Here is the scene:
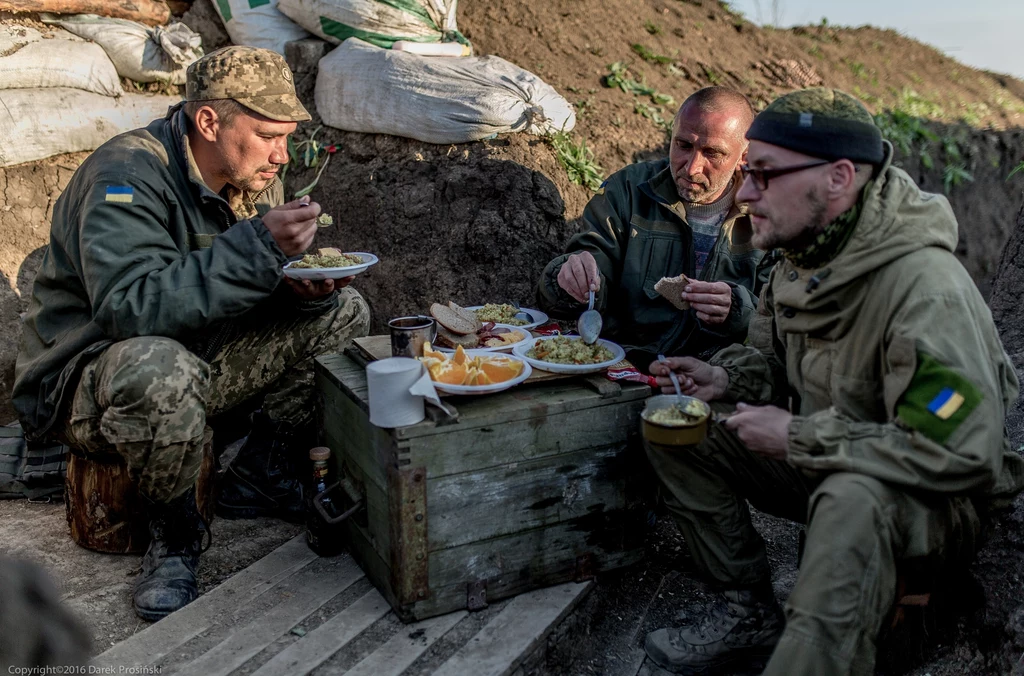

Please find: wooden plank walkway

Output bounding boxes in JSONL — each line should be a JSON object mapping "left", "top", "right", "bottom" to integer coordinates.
{"left": 94, "top": 534, "right": 592, "bottom": 676}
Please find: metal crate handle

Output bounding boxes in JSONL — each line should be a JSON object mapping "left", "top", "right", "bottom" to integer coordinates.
{"left": 313, "top": 475, "right": 365, "bottom": 525}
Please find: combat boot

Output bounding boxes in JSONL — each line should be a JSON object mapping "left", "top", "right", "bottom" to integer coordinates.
{"left": 216, "top": 412, "right": 306, "bottom": 523}
{"left": 134, "top": 488, "right": 210, "bottom": 621}
{"left": 645, "top": 586, "right": 784, "bottom": 674}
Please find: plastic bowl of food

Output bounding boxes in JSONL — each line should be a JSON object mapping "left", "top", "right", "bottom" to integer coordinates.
{"left": 283, "top": 252, "right": 378, "bottom": 281}
{"left": 512, "top": 335, "right": 625, "bottom": 374}
{"left": 641, "top": 394, "right": 711, "bottom": 446}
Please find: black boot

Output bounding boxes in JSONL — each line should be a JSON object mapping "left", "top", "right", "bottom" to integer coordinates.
{"left": 134, "top": 488, "right": 210, "bottom": 621}
{"left": 216, "top": 412, "right": 306, "bottom": 523}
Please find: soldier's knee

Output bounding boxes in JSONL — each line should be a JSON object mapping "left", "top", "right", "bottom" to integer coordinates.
{"left": 101, "top": 337, "right": 210, "bottom": 409}
{"left": 808, "top": 473, "right": 895, "bottom": 531}
{"left": 337, "top": 287, "right": 371, "bottom": 336}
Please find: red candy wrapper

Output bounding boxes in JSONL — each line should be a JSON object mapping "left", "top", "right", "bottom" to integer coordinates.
{"left": 532, "top": 322, "right": 562, "bottom": 336}
{"left": 605, "top": 359, "right": 658, "bottom": 387}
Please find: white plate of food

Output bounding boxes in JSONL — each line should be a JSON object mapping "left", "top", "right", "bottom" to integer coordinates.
{"left": 429, "top": 302, "right": 530, "bottom": 353}
{"left": 282, "top": 249, "right": 378, "bottom": 281}
{"left": 435, "top": 323, "right": 529, "bottom": 354}
{"left": 465, "top": 304, "right": 550, "bottom": 331}
{"left": 426, "top": 352, "right": 533, "bottom": 395}
{"left": 512, "top": 335, "right": 625, "bottom": 374}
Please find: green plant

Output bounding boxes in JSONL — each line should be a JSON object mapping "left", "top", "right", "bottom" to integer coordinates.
{"left": 632, "top": 43, "right": 673, "bottom": 64}
{"left": 807, "top": 44, "right": 823, "bottom": 59}
{"left": 668, "top": 63, "right": 687, "bottom": 77}
{"left": 700, "top": 64, "right": 722, "bottom": 84}
{"left": 549, "top": 133, "right": 604, "bottom": 192}
{"left": 942, "top": 164, "right": 973, "bottom": 193}
{"left": 634, "top": 101, "right": 672, "bottom": 131}
{"left": 574, "top": 97, "right": 596, "bottom": 119}
{"left": 644, "top": 20, "right": 662, "bottom": 35}
{"left": 1006, "top": 161, "right": 1024, "bottom": 181}
{"left": 604, "top": 61, "right": 656, "bottom": 96}
{"left": 847, "top": 60, "right": 866, "bottom": 79}
{"left": 284, "top": 126, "right": 338, "bottom": 198}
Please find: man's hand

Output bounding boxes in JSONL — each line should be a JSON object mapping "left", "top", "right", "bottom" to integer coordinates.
{"left": 263, "top": 198, "right": 321, "bottom": 257}
{"left": 649, "top": 356, "right": 729, "bottom": 402}
{"left": 284, "top": 276, "right": 354, "bottom": 300}
{"left": 723, "top": 403, "right": 791, "bottom": 460}
{"left": 682, "top": 280, "right": 732, "bottom": 325}
{"left": 557, "top": 251, "right": 601, "bottom": 303}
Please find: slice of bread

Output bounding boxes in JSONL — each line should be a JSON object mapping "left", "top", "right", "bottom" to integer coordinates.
{"left": 654, "top": 274, "right": 692, "bottom": 311}
{"left": 447, "top": 301, "right": 483, "bottom": 332}
{"left": 434, "top": 325, "right": 481, "bottom": 349}
{"left": 430, "top": 302, "right": 479, "bottom": 335}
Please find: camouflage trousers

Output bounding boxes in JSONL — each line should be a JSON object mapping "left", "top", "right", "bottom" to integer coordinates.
{"left": 646, "top": 402, "right": 984, "bottom": 676}
{"left": 60, "top": 288, "right": 370, "bottom": 504}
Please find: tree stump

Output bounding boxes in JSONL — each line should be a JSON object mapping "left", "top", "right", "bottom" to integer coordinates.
{"left": 64, "top": 428, "right": 215, "bottom": 554}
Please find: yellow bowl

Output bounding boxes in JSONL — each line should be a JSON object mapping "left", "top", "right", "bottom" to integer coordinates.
{"left": 641, "top": 394, "right": 711, "bottom": 447}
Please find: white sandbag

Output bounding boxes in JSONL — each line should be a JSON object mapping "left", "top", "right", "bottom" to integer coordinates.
{"left": 0, "top": 88, "right": 180, "bottom": 167}
{"left": 42, "top": 14, "right": 203, "bottom": 84}
{"left": 210, "top": 0, "right": 311, "bottom": 55}
{"left": 0, "top": 26, "right": 121, "bottom": 97}
{"left": 278, "top": 0, "right": 467, "bottom": 49}
{"left": 315, "top": 38, "right": 575, "bottom": 144}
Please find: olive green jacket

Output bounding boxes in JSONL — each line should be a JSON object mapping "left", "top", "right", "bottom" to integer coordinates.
{"left": 711, "top": 144, "right": 1024, "bottom": 505}
{"left": 14, "top": 103, "right": 335, "bottom": 439}
{"left": 537, "top": 159, "right": 775, "bottom": 368}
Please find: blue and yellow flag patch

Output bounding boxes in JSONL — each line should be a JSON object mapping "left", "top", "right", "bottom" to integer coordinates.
{"left": 105, "top": 186, "right": 134, "bottom": 204}
{"left": 897, "top": 352, "right": 981, "bottom": 445}
{"left": 927, "top": 387, "right": 965, "bottom": 420}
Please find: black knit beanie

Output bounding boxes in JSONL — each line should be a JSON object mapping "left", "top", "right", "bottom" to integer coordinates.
{"left": 746, "top": 88, "right": 884, "bottom": 164}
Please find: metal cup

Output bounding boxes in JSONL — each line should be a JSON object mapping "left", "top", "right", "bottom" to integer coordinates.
{"left": 388, "top": 316, "right": 437, "bottom": 358}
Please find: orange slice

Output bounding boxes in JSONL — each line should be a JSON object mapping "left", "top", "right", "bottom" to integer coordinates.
{"left": 422, "top": 342, "right": 446, "bottom": 360}
{"left": 466, "top": 368, "right": 493, "bottom": 386}
{"left": 453, "top": 344, "right": 469, "bottom": 366}
{"left": 432, "top": 361, "right": 468, "bottom": 385}
{"left": 479, "top": 358, "right": 523, "bottom": 383}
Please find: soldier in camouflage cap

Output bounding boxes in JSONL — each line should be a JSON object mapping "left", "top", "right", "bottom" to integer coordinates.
{"left": 15, "top": 41, "right": 370, "bottom": 621}
{"left": 643, "top": 88, "right": 1021, "bottom": 674}
{"left": 186, "top": 45, "right": 311, "bottom": 123}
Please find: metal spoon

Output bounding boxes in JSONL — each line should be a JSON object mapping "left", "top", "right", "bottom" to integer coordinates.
{"left": 656, "top": 354, "right": 684, "bottom": 408}
{"left": 578, "top": 289, "right": 603, "bottom": 345}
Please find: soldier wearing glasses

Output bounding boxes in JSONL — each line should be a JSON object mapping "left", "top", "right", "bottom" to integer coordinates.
{"left": 643, "top": 88, "right": 1023, "bottom": 675}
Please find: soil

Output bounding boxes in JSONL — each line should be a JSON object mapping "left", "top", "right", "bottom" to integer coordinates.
{"left": 2, "top": 0, "right": 1024, "bottom": 673}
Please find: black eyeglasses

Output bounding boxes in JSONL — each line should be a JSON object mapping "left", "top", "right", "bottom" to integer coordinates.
{"left": 739, "top": 161, "right": 831, "bottom": 191}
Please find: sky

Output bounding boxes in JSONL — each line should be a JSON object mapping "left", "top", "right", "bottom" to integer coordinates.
{"left": 728, "top": 0, "right": 1024, "bottom": 80}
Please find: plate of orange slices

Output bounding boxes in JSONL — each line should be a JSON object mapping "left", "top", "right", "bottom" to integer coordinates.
{"left": 418, "top": 343, "right": 532, "bottom": 395}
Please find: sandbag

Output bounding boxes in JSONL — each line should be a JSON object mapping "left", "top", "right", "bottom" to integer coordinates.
{"left": 42, "top": 14, "right": 203, "bottom": 84}
{"left": 278, "top": 0, "right": 467, "bottom": 49}
{"left": 0, "top": 26, "right": 121, "bottom": 97}
{"left": 0, "top": 88, "right": 180, "bottom": 167}
{"left": 315, "top": 38, "right": 575, "bottom": 144}
{"left": 210, "top": 0, "right": 311, "bottom": 55}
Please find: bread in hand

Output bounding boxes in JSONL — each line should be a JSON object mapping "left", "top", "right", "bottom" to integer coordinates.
{"left": 654, "top": 274, "right": 692, "bottom": 311}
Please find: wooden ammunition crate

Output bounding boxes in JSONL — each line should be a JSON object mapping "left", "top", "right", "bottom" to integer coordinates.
{"left": 314, "top": 351, "right": 651, "bottom": 622}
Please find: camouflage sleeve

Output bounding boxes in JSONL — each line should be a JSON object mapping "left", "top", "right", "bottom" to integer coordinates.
{"left": 80, "top": 172, "right": 288, "bottom": 340}
{"left": 536, "top": 175, "right": 631, "bottom": 318}
{"left": 708, "top": 269, "right": 788, "bottom": 404}
{"left": 786, "top": 290, "right": 1018, "bottom": 494}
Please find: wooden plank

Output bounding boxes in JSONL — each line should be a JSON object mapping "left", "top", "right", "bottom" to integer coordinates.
{"left": 428, "top": 445, "right": 631, "bottom": 548}
{"left": 406, "top": 401, "right": 645, "bottom": 479}
{"left": 436, "top": 582, "right": 593, "bottom": 676}
{"left": 427, "top": 516, "right": 644, "bottom": 595}
{"left": 249, "top": 589, "right": 391, "bottom": 676}
{"left": 341, "top": 609, "right": 467, "bottom": 676}
{"left": 178, "top": 556, "right": 366, "bottom": 676}
{"left": 94, "top": 535, "right": 317, "bottom": 669}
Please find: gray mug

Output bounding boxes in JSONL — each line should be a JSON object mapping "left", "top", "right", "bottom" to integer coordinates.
{"left": 389, "top": 316, "right": 437, "bottom": 358}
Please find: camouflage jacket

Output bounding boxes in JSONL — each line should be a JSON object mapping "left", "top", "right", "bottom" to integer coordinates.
{"left": 711, "top": 144, "right": 1024, "bottom": 505}
{"left": 537, "top": 158, "right": 775, "bottom": 369}
{"left": 14, "top": 103, "right": 334, "bottom": 439}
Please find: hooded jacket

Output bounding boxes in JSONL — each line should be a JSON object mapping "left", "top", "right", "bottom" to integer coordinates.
{"left": 710, "top": 144, "right": 1023, "bottom": 505}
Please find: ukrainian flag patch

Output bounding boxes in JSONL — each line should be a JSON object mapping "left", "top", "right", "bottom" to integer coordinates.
{"left": 927, "top": 387, "right": 965, "bottom": 420}
{"left": 896, "top": 352, "right": 982, "bottom": 445}
{"left": 105, "top": 186, "right": 134, "bottom": 203}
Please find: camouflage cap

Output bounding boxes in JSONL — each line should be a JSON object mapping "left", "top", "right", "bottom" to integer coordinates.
{"left": 747, "top": 87, "right": 884, "bottom": 164}
{"left": 186, "top": 46, "right": 311, "bottom": 123}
